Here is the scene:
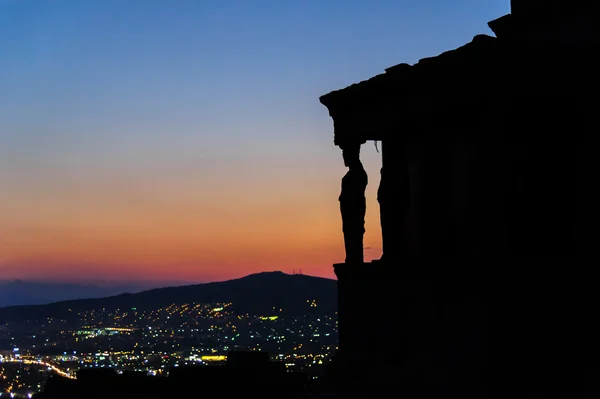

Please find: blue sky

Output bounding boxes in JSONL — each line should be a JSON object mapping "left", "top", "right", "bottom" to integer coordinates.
{"left": 0, "top": 1, "right": 510, "bottom": 282}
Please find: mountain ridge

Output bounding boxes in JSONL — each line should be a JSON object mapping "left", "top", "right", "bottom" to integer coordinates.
{"left": 0, "top": 279, "right": 156, "bottom": 308}
{"left": 0, "top": 271, "right": 337, "bottom": 321}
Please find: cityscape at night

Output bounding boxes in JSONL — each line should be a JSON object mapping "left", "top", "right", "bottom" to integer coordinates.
{"left": 1, "top": 296, "right": 337, "bottom": 397}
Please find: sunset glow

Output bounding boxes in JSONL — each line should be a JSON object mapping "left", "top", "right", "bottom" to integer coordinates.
{"left": 0, "top": 0, "right": 508, "bottom": 283}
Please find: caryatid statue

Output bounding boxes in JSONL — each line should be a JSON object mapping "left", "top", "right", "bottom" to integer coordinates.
{"left": 377, "top": 147, "right": 410, "bottom": 261}
{"left": 376, "top": 164, "right": 410, "bottom": 261}
{"left": 339, "top": 144, "right": 368, "bottom": 264}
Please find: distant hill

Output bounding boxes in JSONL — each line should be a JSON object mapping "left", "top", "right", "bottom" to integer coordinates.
{"left": 0, "top": 272, "right": 337, "bottom": 322}
{"left": 0, "top": 280, "right": 163, "bottom": 308}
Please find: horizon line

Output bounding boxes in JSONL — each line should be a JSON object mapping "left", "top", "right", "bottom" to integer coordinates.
{"left": 0, "top": 270, "right": 328, "bottom": 286}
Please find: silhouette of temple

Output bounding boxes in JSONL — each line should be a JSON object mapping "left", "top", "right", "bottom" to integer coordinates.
{"left": 31, "top": 2, "right": 599, "bottom": 398}
{"left": 320, "top": 0, "right": 598, "bottom": 396}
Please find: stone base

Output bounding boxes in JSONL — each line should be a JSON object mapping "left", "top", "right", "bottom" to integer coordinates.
{"left": 331, "top": 257, "right": 600, "bottom": 395}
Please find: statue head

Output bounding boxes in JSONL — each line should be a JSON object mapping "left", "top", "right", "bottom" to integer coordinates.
{"left": 342, "top": 144, "right": 361, "bottom": 168}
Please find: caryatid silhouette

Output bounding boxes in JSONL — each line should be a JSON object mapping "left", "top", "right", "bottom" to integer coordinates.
{"left": 339, "top": 144, "right": 368, "bottom": 264}
{"left": 376, "top": 163, "right": 410, "bottom": 262}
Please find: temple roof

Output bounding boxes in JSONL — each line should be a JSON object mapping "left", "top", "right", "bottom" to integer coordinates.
{"left": 320, "top": 1, "right": 598, "bottom": 115}
{"left": 319, "top": 34, "right": 500, "bottom": 116}
{"left": 319, "top": 17, "right": 600, "bottom": 147}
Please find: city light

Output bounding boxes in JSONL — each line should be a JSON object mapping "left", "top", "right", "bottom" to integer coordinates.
{"left": 0, "top": 300, "right": 337, "bottom": 396}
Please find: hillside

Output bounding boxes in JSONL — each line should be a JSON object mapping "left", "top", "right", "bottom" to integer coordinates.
{"left": 0, "top": 280, "right": 162, "bottom": 308}
{"left": 0, "top": 272, "right": 337, "bottom": 322}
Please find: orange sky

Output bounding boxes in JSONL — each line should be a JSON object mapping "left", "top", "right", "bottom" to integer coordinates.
{"left": 0, "top": 147, "right": 383, "bottom": 283}
{"left": 0, "top": 1, "right": 503, "bottom": 283}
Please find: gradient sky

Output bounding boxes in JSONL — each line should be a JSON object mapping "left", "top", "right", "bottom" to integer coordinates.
{"left": 0, "top": 0, "right": 509, "bottom": 283}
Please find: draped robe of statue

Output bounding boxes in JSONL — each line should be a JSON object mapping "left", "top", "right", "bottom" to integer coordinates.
{"left": 339, "top": 156, "right": 368, "bottom": 263}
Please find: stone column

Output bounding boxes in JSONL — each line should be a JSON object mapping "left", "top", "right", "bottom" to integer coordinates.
{"left": 376, "top": 141, "right": 410, "bottom": 262}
